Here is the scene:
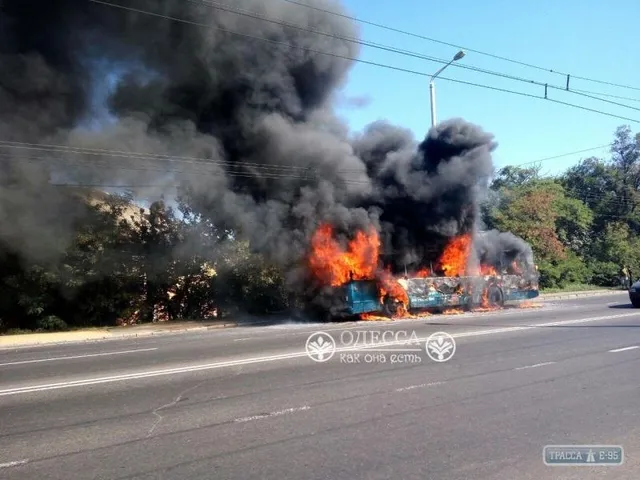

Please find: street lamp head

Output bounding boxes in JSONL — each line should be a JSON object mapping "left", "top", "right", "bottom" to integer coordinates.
{"left": 453, "top": 50, "right": 466, "bottom": 61}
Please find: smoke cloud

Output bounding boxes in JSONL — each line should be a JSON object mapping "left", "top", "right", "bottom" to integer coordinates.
{"left": 474, "top": 229, "right": 535, "bottom": 269}
{"left": 0, "top": 0, "right": 532, "bottom": 288}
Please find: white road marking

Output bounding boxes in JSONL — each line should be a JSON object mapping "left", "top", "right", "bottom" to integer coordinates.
{"left": 1, "top": 312, "right": 638, "bottom": 397}
{"left": 395, "top": 381, "right": 443, "bottom": 392}
{"left": 234, "top": 405, "right": 310, "bottom": 423}
{"left": 231, "top": 304, "right": 557, "bottom": 343}
{"left": 609, "top": 346, "right": 639, "bottom": 353}
{"left": 359, "top": 348, "right": 423, "bottom": 352}
{"left": 0, "top": 348, "right": 158, "bottom": 367}
{"left": 234, "top": 414, "right": 269, "bottom": 422}
{"left": 0, "top": 459, "right": 29, "bottom": 468}
{"left": 270, "top": 406, "right": 311, "bottom": 416}
{"left": 0, "top": 351, "right": 311, "bottom": 397}
{"left": 514, "top": 361, "right": 556, "bottom": 370}
{"left": 183, "top": 303, "right": 567, "bottom": 343}
{"left": 451, "top": 312, "right": 639, "bottom": 339}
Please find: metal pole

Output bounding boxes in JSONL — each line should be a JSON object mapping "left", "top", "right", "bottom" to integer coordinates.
{"left": 427, "top": 51, "right": 465, "bottom": 129}
{"left": 429, "top": 80, "right": 437, "bottom": 127}
{"left": 429, "top": 61, "right": 451, "bottom": 129}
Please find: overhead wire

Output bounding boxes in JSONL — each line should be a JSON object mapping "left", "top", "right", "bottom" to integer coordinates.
{"left": 0, "top": 140, "right": 633, "bottom": 207}
{"left": 0, "top": 153, "right": 370, "bottom": 186}
{"left": 280, "top": 0, "right": 640, "bottom": 93}
{"left": 0, "top": 138, "right": 622, "bottom": 184}
{"left": 190, "top": 0, "right": 640, "bottom": 113}
{"left": 86, "top": 0, "right": 640, "bottom": 124}
{"left": 512, "top": 144, "right": 613, "bottom": 167}
{"left": 4, "top": 151, "right": 640, "bottom": 219}
{"left": 0, "top": 140, "right": 361, "bottom": 173}
{"left": 572, "top": 89, "right": 640, "bottom": 104}
{"left": 0, "top": 149, "right": 372, "bottom": 187}
{"left": 3, "top": 3, "right": 637, "bottom": 198}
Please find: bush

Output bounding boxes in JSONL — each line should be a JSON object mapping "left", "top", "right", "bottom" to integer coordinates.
{"left": 36, "top": 315, "right": 69, "bottom": 332}
{"left": 588, "top": 260, "right": 623, "bottom": 287}
{"left": 537, "top": 251, "right": 591, "bottom": 289}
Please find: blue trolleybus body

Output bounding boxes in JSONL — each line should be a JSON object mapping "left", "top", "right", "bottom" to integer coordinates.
{"left": 338, "top": 273, "right": 539, "bottom": 317}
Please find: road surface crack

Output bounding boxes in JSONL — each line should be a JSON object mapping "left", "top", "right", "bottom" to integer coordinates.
{"left": 146, "top": 381, "right": 206, "bottom": 438}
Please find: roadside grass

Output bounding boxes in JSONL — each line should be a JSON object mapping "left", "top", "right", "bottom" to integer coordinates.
{"left": 541, "top": 283, "right": 622, "bottom": 294}
{"left": 2, "top": 325, "right": 107, "bottom": 336}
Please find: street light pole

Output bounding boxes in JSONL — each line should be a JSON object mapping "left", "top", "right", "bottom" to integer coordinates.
{"left": 429, "top": 80, "right": 438, "bottom": 127}
{"left": 429, "top": 50, "right": 466, "bottom": 128}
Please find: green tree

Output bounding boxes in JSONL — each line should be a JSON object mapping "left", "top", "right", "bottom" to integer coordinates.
{"left": 491, "top": 181, "right": 565, "bottom": 262}
{"left": 491, "top": 165, "right": 541, "bottom": 191}
{"left": 488, "top": 180, "right": 592, "bottom": 287}
{"left": 0, "top": 191, "right": 145, "bottom": 331}
{"left": 555, "top": 195, "right": 594, "bottom": 255}
{"left": 589, "top": 222, "right": 640, "bottom": 286}
{"left": 60, "top": 194, "right": 140, "bottom": 326}
{"left": 562, "top": 128, "right": 640, "bottom": 233}
{"left": 125, "top": 200, "right": 182, "bottom": 321}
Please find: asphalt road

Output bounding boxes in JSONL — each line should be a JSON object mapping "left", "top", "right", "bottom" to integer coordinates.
{"left": 1, "top": 292, "right": 639, "bottom": 479}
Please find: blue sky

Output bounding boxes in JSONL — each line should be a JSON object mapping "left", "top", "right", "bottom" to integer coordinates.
{"left": 334, "top": 0, "right": 640, "bottom": 176}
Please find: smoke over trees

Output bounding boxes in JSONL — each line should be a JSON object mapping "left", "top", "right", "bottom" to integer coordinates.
{"left": 0, "top": 0, "right": 541, "bottom": 331}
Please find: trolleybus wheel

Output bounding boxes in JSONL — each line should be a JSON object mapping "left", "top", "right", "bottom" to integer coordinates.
{"left": 382, "top": 296, "right": 405, "bottom": 318}
{"left": 486, "top": 285, "right": 505, "bottom": 308}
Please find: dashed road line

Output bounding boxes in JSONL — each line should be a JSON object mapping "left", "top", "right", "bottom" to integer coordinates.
{"left": 234, "top": 405, "right": 310, "bottom": 423}
{"left": 0, "top": 459, "right": 29, "bottom": 469}
{"left": 395, "top": 381, "right": 444, "bottom": 392}
{"left": 514, "top": 361, "right": 556, "bottom": 370}
{"left": 0, "top": 348, "right": 158, "bottom": 367}
{"left": 609, "top": 346, "right": 639, "bottom": 353}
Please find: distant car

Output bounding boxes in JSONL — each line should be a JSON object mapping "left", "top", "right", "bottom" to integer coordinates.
{"left": 629, "top": 280, "right": 640, "bottom": 307}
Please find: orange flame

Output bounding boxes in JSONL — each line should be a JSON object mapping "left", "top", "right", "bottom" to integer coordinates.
{"left": 308, "top": 223, "right": 379, "bottom": 287}
{"left": 415, "top": 268, "right": 431, "bottom": 278}
{"left": 472, "top": 280, "right": 501, "bottom": 310}
{"left": 481, "top": 288, "right": 489, "bottom": 306}
{"left": 478, "top": 289, "right": 500, "bottom": 310}
{"left": 480, "top": 265, "right": 497, "bottom": 276}
{"left": 437, "top": 233, "right": 472, "bottom": 277}
{"left": 442, "top": 308, "right": 464, "bottom": 315}
{"left": 360, "top": 313, "right": 389, "bottom": 321}
{"left": 379, "top": 269, "right": 409, "bottom": 307}
{"left": 518, "top": 301, "right": 540, "bottom": 309}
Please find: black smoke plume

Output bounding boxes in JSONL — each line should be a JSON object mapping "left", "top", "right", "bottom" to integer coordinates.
{"left": 0, "top": 0, "right": 532, "bottom": 291}
{"left": 354, "top": 119, "right": 496, "bottom": 273}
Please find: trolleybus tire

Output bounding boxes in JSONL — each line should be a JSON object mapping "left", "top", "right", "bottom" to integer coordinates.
{"left": 487, "top": 285, "right": 505, "bottom": 308}
{"left": 382, "top": 296, "right": 405, "bottom": 318}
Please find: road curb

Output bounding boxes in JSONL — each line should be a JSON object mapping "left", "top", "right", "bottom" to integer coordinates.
{"left": 0, "top": 321, "right": 241, "bottom": 349}
{"left": 108, "top": 322, "right": 240, "bottom": 335}
{"left": 537, "top": 290, "right": 625, "bottom": 301}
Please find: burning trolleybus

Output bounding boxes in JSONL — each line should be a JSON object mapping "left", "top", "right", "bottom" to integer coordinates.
{"left": 325, "top": 252, "right": 540, "bottom": 320}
